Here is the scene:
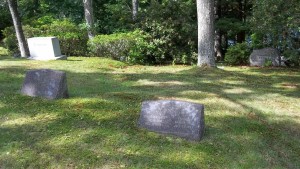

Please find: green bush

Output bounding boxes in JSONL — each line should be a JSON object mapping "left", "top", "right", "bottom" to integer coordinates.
{"left": 140, "top": 0, "right": 197, "bottom": 65}
{"left": 225, "top": 43, "right": 251, "bottom": 65}
{"left": 2, "top": 27, "right": 18, "bottom": 55}
{"left": 42, "top": 19, "right": 88, "bottom": 56}
{"left": 2, "top": 26, "right": 41, "bottom": 55}
{"left": 2, "top": 19, "right": 88, "bottom": 56}
{"left": 263, "top": 58, "right": 273, "bottom": 67}
{"left": 88, "top": 32, "right": 135, "bottom": 60}
{"left": 283, "top": 49, "right": 300, "bottom": 67}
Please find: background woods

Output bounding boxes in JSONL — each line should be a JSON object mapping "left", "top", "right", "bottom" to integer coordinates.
{"left": 0, "top": 0, "right": 299, "bottom": 66}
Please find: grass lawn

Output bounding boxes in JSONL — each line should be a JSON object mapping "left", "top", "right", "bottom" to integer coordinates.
{"left": 0, "top": 50, "right": 299, "bottom": 168}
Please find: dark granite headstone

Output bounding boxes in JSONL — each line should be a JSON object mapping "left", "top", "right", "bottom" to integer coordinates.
{"left": 21, "top": 69, "right": 69, "bottom": 99}
{"left": 139, "top": 100, "right": 205, "bottom": 141}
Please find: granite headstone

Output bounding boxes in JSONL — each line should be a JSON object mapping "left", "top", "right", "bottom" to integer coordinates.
{"left": 27, "top": 37, "right": 66, "bottom": 60}
{"left": 139, "top": 100, "right": 205, "bottom": 141}
{"left": 21, "top": 69, "right": 69, "bottom": 99}
{"left": 250, "top": 48, "right": 281, "bottom": 66}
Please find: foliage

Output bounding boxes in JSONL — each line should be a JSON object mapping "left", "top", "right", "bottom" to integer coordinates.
{"left": 42, "top": 19, "right": 88, "bottom": 56}
{"left": 0, "top": 2, "right": 12, "bottom": 40}
{"left": 88, "top": 32, "right": 137, "bottom": 60}
{"left": 94, "top": 0, "right": 133, "bottom": 34}
{"left": 283, "top": 49, "right": 300, "bottom": 66}
{"left": 216, "top": 17, "right": 249, "bottom": 39}
{"left": 88, "top": 28, "right": 197, "bottom": 65}
{"left": 2, "top": 26, "right": 40, "bottom": 55}
{"left": 263, "top": 58, "right": 273, "bottom": 67}
{"left": 138, "top": 0, "right": 197, "bottom": 64}
{"left": 251, "top": 0, "right": 300, "bottom": 65}
{"left": 2, "top": 27, "right": 18, "bottom": 54}
{"left": 0, "top": 57, "right": 300, "bottom": 168}
{"left": 2, "top": 19, "right": 88, "bottom": 56}
{"left": 18, "top": 0, "right": 84, "bottom": 24}
{"left": 225, "top": 43, "right": 250, "bottom": 65}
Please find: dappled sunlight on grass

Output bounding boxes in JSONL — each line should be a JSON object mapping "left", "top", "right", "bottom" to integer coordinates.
{"left": 1, "top": 114, "right": 57, "bottom": 127}
{"left": 135, "top": 79, "right": 191, "bottom": 87}
{"left": 46, "top": 129, "right": 94, "bottom": 146}
{"left": 223, "top": 87, "right": 253, "bottom": 94}
{"left": 0, "top": 57, "right": 299, "bottom": 168}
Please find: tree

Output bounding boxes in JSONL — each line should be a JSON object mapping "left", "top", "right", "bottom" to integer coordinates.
{"left": 132, "top": 0, "right": 138, "bottom": 21}
{"left": 83, "top": 0, "right": 94, "bottom": 39}
{"left": 7, "top": 0, "right": 29, "bottom": 57}
{"left": 197, "top": 0, "right": 215, "bottom": 67}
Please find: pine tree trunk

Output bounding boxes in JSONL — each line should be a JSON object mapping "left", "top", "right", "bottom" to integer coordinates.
{"left": 7, "top": 0, "right": 29, "bottom": 58}
{"left": 132, "top": 0, "right": 138, "bottom": 21}
{"left": 197, "top": 0, "right": 215, "bottom": 67}
{"left": 83, "top": 0, "right": 94, "bottom": 39}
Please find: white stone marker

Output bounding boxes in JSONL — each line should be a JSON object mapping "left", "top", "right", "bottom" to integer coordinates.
{"left": 27, "top": 37, "right": 66, "bottom": 60}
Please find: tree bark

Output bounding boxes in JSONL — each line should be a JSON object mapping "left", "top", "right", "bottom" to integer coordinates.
{"left": 132, "top": 0, "right": 138, "bottom": 21}
{"left": 214, "top": 0, "right": 222, "bottom": 61}
{"left": 215, "top": 30, "right": 223, "bottom": 61}
{"left": 83, "top": 0, "right": 94, "bottom": 39}
{"left": 7, "top": 0, "right": 30, "bottom": 58}
{"left": 197, "top": 0, "right": 215, "bottom": 67}
{"left": 236, "top": 0, "right": 246, "bottom": 43}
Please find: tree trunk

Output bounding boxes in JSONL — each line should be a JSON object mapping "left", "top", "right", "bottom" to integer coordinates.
{"left": 236, "top": 0, "right": 246, "bottom": 43}
{"left": 197, "top": 0, "right": 215, "bottom": 67}
{"left": 7, "top": 0, "right": 30, "bottom": 58}
{"left": 83, "top": 0, "right": 94, "bottom": 39}
{"left": 214, "top": 0, "right": 222, "bottom": 61}
{"left": 132, "top": 0, "right": 138, "bottom": 21}
{"left": 215, "top": 30, "right": 223, "bottom": 61}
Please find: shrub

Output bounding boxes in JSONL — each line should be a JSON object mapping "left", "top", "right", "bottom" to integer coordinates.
{"left": 283, "top": 49, "right": 300, "bottom": 67}
{"left": 136, "top": 0, "right": 197, "bottom": 65}
{"left": 42, "top": 19, "right": 88, "bottom": 56}
{"left": 263, "top": 58, "right": 273, "bottom": 67}
{"left": 2, "top": 27, "right": 18, "bottom": 55}
{"left": 2, "top": 26, "right": 41, "bottom": 55}
{"left": 88, "top": 32, "right": 135, "bottom": 60}
{"left": 225, "top": 43, "right": 251, "bottom": 65}
{"left": 3, "top": 19, "right": 88, "bottom": 56}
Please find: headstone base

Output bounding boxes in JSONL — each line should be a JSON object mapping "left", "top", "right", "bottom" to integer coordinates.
{"left": 28, "top": 55, "right": 67, "bottom": 61}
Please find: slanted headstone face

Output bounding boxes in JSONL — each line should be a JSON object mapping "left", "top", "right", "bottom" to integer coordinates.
{"left": 139, "top": 100, "right": 205, "bottom": 141}
{"left": 21, "top": 69, "right": 69, "bottom": 100}
{"left": 27, "top": 37, "right": 66, "bottom": 60}
{"left": 250, "top": 47, "right": 281, "bottom": 66}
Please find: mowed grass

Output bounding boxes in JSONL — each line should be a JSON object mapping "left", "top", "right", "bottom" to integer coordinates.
{"left": 0, "top": 52, "right": 299, "bottom": 168}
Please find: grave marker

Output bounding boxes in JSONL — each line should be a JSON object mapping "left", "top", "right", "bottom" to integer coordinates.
{"left": 27, "top": 37, "right": 66, "bottom": 60}
{"left": 139, "top": 100, "right": 205, "bottom": 141}
{"left": 21, "top": 69, "right": 69, "bottom": 99}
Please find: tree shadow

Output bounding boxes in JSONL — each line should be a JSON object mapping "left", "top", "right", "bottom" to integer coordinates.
{"left": 0, "top": 64, "right": 299, "bottom": 168}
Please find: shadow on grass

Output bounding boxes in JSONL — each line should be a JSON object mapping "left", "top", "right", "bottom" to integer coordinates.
{"left": 0, "top": 65, "right": 299, "bottom": 168}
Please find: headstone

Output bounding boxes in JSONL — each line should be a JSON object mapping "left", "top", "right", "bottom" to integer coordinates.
{"left": 27, "top": 37, "right": 66, "bottom": 60}
{"left": 250, "top": 47, "right": 281, "bottom": 66}
{"left": 138, "top": 100, "right": 205, "bottom": 141}
{"left": 21, "top": 69, "right": 69, "bottom": 100}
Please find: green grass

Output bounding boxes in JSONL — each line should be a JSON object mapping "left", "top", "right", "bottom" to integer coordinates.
{"left": 0, "top": 53, "right": 299, "bottom": 168}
